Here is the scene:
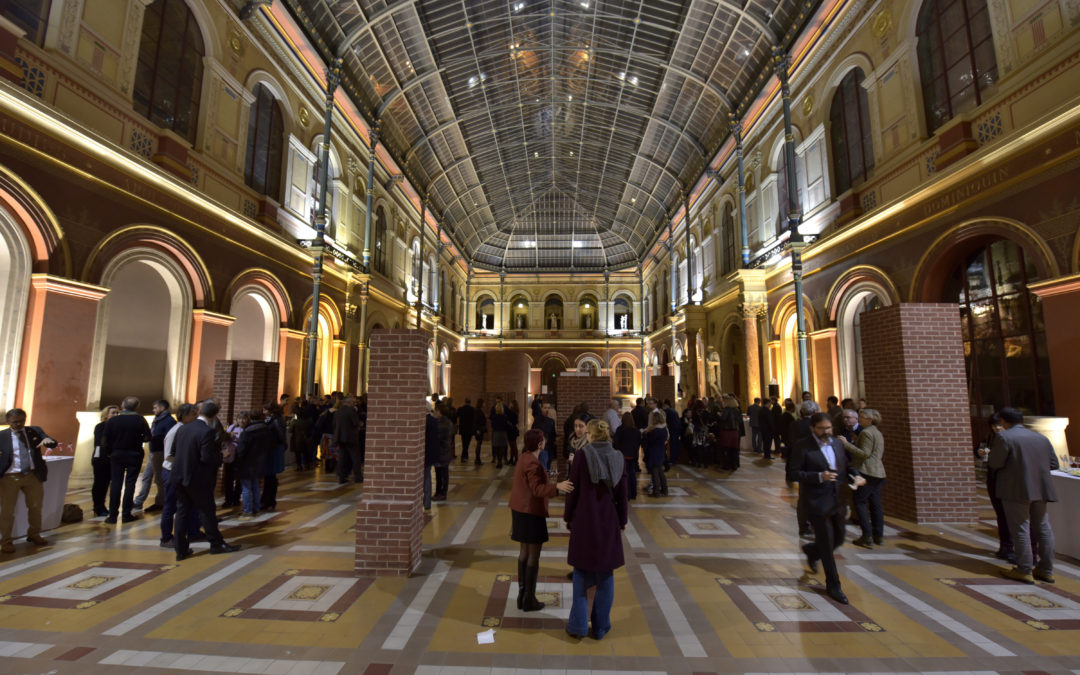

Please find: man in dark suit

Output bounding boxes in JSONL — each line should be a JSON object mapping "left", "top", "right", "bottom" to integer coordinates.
{"left": 457, "top": 399, "right": 475, "bottom": 463}
{"left": 170, "top": 400, "right": 239, "bottom": 561}
{"left": 988, "top": 407, "right": 1059, "bottom": 584}
{"left": 103, "top": 396, "right": 151, "bottom": 524}
{"left": 747, "top": 398, "right": 763, "bottom": 453}
{"left": 333, "top": 396, "right": 363, "bottom": 484}
{"left": 786, "top": 412, "right": 864, "bottom": 604}
{"left": 0, "top": 409, "right": 56, "bottom": 553}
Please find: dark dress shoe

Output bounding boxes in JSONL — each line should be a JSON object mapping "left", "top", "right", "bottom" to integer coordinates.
{"left": 121, "top": 514, "right": 140, "bottom": 523}
{"left": 176, "top": 549, "right": 195, "bottom": 561}
{"left": 209, "top": 543, "right": 241, "bottom": 555}
{"left": 873, "top": 536, "right": 883, "bottom": 545}
{"left": 160, "top": 538, "right": 174, "bottom": 548}
{"left": 827, "top": 587, "right": 849, "bottom": 604}
{"left": 94, "top": 510, "right": 109, "bottom": 518}
{"left": 852, "top": 536, "right": 873, "bottom": 549}
{"left": 104, "top": 517, "right": 117, "bottom": 524}
{"left": 802, "top": 544, "right": 819, "bottom": 573}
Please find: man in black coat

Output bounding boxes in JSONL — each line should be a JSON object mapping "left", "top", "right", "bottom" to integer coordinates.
{"left": 759, "top": 398, "right": 776, "bottom": 460}
{"left": 0, "top": 408, "right": 56, "bottom": 553}
{"left": 333, "top": 397, "right": 363, "bottom": 484}
{"left": 747, "top": 398, "right": 763, "bottom": 453}
{"left": 786, "top": 412, "right": 864, "bottom": 604}
{"left": 170, "top": 400, "right": 239, "bottom": 561}
{"left": 531, "top": 402, "right": 556, "bottom": 471}
{"left": 457, "top": 399, "right": 476, "bottom": 463}
{"left": 103, "top": 396, "right": 151, "bottom": 524}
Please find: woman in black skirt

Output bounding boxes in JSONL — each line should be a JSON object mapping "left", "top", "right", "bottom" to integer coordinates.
{"left": 508, "top": 429, "right": 574, "bottom": 611}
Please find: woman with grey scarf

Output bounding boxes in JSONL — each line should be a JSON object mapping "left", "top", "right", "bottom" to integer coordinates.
{"left": 564, "top": 419, "right": 629, "bottom": 639}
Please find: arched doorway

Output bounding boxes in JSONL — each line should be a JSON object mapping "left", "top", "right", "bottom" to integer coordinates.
{"left": 0, "top": 208, "right": 31, "bottom": 411}
{"left": 836, "top": 290, "right": 885, "bottom": 402}
{"left": 942, "top": 238, "right": 1053, "bottom": 430}
{"left": 721, "top": 324, "right": 744, "bottom": 402}
{"left": 539, "top": 356, "right": 566, "bottom": 407}
{"left": 229, "top": 288, "right": 279, "bottom": 361}
{"left": 94, "top": 251, "right": 193, "bottom": 411}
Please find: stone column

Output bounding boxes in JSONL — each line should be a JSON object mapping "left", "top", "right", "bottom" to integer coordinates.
{"left": 741, "top": 303, "right": 762, "bottom": 404}
{"left": 860, "top": 303, "right": 977, "bottom": 523}
{"left": 187, "top": 309, "right": 235, "bottom": 404}
{"left": 18, "top": 274, "right": 107, "bottom": 456}
{"left": 355, "top": 329, "right": 428, "bottom": 576}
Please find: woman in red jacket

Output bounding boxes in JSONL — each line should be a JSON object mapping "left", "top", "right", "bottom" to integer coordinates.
{"left": 509, "top": 429, "right": 574, "bottom": 611}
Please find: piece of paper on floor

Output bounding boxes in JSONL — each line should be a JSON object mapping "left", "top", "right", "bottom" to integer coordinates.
{"left": 477, "top": 628, "right": 495, "bottom": 644}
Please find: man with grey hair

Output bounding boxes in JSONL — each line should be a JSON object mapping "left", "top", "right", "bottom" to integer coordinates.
{"left": 104, "top": 396, "right": 151, "bottom": 524}
{"left": 604, "top": 398, "right": 622, "bottom": 435}
{"left": 989, "top": 407, "right": 1058, "bottom": 584}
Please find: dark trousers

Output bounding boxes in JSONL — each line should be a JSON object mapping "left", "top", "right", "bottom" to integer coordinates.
{"left": 261, "top": 474, "right": 278, "bottom": 509}
{"left": 804, "top": 508, "right": 846, "bottom": 589}
{"left": 796, "top": 491, "right": 811, "bottom": 534}
{"left": 338, "top": 442, "right": 363, "bottom": 481}
{"left": 474, "top": 433, "right": 485, "bottom": 464}
{"left": 221, "top": 463, "right": 241, "bottom": 505}
{"left": 175, "top": 481, "right": 225, "bottom": 553}
{"left": 667, "top": 437, "right": 679, "bottom": 465}
{"left": 761, "top": 430, "right": 774, "bottom": 459}
{"left": 750, "top": 426, "right": 761, "bottom": 452}
{"left": 91, "top": 457, "right": 111, "bottom": 514}
{"left": 624, "top": 458, "right": 639, "bottom": 499}
{"left": 649, "top": 465, "right": 667, "bottom": 495}
{"left": 459, "top": 434, "right": 472, "bottom": 461}
{"left": 853, "top": 476, "right": 885, "bottom": 539}
{"left": 160, "top": 469, "right": 201, "bottom": 542}
{"left": 434, "top": 466, "right": 449, "bottom": 495}
{"left": 109, "top": 450, "right": 143, "bottom": 519}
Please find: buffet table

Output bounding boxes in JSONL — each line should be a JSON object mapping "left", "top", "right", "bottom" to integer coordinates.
{"left": 8, "top": 456, "right": 74, "bottom": 537}
{"left": 1048, "top": 470, "right": 1080, "bottom": 560}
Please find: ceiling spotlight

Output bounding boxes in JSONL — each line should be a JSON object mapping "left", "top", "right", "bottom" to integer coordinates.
{"left": 513, "top": 1, "right": 525, "bottom": 11}
{"left": 567, "top": 94, "right": 573, "bottom": 101}
{"left": 631, "top": 197, "right": 636, "bottom": 203}
{"left": 534, "top": 151, "right": 539, "bottom": 157}
{"left": 580, "top": 1, "right": 589, "bottom": 7}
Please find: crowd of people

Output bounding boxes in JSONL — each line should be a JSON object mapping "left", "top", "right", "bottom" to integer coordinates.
{"left": 0, "top": 382, "right": 1062, "bottom": 640}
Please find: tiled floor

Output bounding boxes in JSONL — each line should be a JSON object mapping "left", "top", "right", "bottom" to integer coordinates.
{"left": 1, "top": 451, "right": 1078, "bottom": 674}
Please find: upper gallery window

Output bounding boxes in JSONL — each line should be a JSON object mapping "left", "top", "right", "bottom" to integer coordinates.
{"left": 2, "top": 0, "right": 51, "bottom": 46}
{"left": 917, "top": 0, "right": 997, "bottom": 134}
{"left": 829, "top": 68, "right": 875, "bottom": 195}
{"left": 243, "top": 84, "right": 284, "bottom": 200}
{"left": 133, "top": 0, "right": 206, "bottom": 144}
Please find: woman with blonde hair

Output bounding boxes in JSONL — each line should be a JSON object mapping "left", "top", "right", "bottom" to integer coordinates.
{"left": 564, "top": 418, "right": 629, "bottom": 639}
{"left": 92, "top": 405, "right": 120, "bottom": 517}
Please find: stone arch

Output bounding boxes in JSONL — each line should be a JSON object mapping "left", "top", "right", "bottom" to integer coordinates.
{"left": 179, "top": 0, "right": 220, "bottom": 61}
{"left": 771, "top": 293, "right": 819, "bottom": 400}
{"left": 575, "top": 352, "right": 604, "bottom": 375}
{"left": 366, "top": 309, "right": 390, "bottom": 335}
{"left": 768, "top": 126, "right": 805, "bottom": 169}
{"left": 228, "top": 285, "right": 280, "bottom": 362}
{"left": 826, "top": 268, "right": 897, "bottom": 401}
{"left": 83, "top": 225, "right": 213, "bottom": 308}
{"left": 910, "top": 218, "right": 1058, "bottom": 302}
{"left": 88, "top": 247, "right": 195, "bottom": 410}
{"left": 0, "top": 202, "right": 33, "bottom": 411}
{"left": 301, "top": 295, "right": 344, "bottom": 395}
{"left": 720, "top": 320, "right": 745, "bottom": 400}
{"left": 223, "top": 268, "right": 292, "bottom": 326}
{"left": 0, "top": 162, "right": 69, "bottom": 276}
{"left": 822, "top": 52, "right": 876, "bottom": 102}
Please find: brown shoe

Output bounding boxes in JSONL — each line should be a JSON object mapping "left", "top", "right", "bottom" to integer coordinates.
{"left": 1033, "top": 569, "right": 1055, "bottom": 584}
{"left": 1, "top": 542, "right": 14, "bottom": 554}
{"left": 26, "top": 535, "right": 48, "bottom": 546}
{"left": 1001, "top": 567, "right": 1034, "bottom": 584}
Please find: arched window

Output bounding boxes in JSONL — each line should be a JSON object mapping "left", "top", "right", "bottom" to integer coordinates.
{"left": 614, "top": 361, "right": 634, "bottom": 395}
{"left": 917, "top": 0, "right": 997, "bottom": 134}
{"left": 373, "top": 206, "right": 387, "bottom": 274}
{"left": 744, "top": 173, "right": 759, "bottom": 246}
{"left": 244, "top": 84, "right": 284, "bottom": 199}
{"left": 722, "top": 202, "right": 737, "bottom": 274}
{"left": 829, "top": 68, "right": 875, "bottom": 195}
{"left": 133, "top": 0, "right": 206, "bottom": 144}
{"left": 944, "top": 239, "right": 1052, "bottom": 419}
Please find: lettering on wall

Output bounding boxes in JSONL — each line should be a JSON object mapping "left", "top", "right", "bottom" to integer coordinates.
{"left": 922, "top": 167, "right": 1011, "bottom": 217}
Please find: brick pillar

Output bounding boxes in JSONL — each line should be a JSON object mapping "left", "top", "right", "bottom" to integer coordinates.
{"left": 355, "top": 329, "right": 427, "bottom": 576}
{"left": 650, "top": 375, "right": 675, "bottom": 406}
{"left": 860, "top": 303, "right": 977, "bottom": 523}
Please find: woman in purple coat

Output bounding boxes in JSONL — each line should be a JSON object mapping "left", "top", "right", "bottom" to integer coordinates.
{"left": 564, "top": 418, "right": 629, "bottom": 640}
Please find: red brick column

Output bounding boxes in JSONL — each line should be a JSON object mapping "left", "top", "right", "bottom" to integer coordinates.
{"left": 860, "top": 303, "right": 977, "bottom": 523}
{"left": 650, "top": 375, "right": 675, "bottom": 406}
{"left": 355, "top": 329, "right": 427, "bottom": 576}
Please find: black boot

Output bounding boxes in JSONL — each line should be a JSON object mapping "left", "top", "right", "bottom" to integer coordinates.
{"left": 516, "top": 560, "right": 526, "bottom": 610}
{"left": 522, "top": 565, "right": 545, "bottom": 612}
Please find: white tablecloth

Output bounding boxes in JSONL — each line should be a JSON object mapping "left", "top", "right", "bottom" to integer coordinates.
{"left": 1048, "top": 470, "right": 1080, "bottom": 560}
{"left": 9, "top": 456, "right": 74, "bottom": 537}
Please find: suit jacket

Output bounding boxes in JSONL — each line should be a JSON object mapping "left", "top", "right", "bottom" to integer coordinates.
{"left": 842, "top": 425, "right": 885, "bottom": 478}
{"left": 786, "top": 435, "right": 857, "bottom": 517}
{"left": 170, "top": 419, "right": 222, "bottom": 488}
{"left": 0, "top": 426, "right": 51, "bottom": 482}
{"left": 988, "top": 424, "right": 1059, "bottom": 502}
{"left": 332, "top": 405, "right": 361, "bottom": 446}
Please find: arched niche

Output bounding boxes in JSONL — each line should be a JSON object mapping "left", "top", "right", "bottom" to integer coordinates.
{"left": 613, "top": 295, "right": 633, "bottom": 331}
{"left": 89, "top": 248, "right": 194, "bottom": 411}
{"left": 0, "top": 206, "right": 31, "bottom": 411}
{"left": 578, "top": 293, "right": 599, "bottom": 329}
{"left": 228, "top": 285, "right": 280, "bottom": 361}
{"left": 544, "top": 294, "right": 564, "bottom": 329}
{"left": 475, "top": 295, "right": 495, "bottom": 330}
{"left": 509, "top": 293, "right": 530, "bottom": 329}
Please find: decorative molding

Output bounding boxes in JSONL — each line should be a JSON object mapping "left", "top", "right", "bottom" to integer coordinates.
{"left": 56, "top": 0, "right": 85, "bottom": 58}
{"left": 117, "top": 0, "right": 147, "bottom": 97}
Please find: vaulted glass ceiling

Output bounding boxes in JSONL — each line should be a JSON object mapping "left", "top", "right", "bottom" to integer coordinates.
{"left": 285, "top": 0, "right": 818, "bottom": 271}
